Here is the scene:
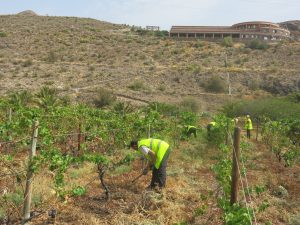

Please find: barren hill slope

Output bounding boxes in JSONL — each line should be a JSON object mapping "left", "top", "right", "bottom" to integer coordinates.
{"left": 280, "top": 20, "right": 300, "bottom": 40}
{"left": 0, "top": 14, "right": 300, "bottom": 110}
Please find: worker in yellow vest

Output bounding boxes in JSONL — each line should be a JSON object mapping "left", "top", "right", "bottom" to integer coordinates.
{"left": 130, "top": 138, "right": 171, "bottom": 189}
{"left": 186, "top": 125, "right": 197, "bottom": 138}
{"left": 244, "top": 115, "right": 253, "bottom": 139}
{"left": 207, "top": 121, "right": 216, "bottom": 132}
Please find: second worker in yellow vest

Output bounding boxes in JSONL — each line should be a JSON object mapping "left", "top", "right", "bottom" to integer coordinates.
{"left": 130, "top": 138, "right": 171, "bottom": 189}
{"left": 244, "top": 115, "right": 253, "bottom": 139}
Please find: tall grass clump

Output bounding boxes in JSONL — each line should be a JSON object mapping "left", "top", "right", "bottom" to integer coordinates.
{"left": 94, "top": 88, "right": 116, "bottom": 108}
{"left": 246, "top": 39, "right": 269, "bottom": 50}
{"left": 205, "top": 76, "right": 226, "bottom": 93}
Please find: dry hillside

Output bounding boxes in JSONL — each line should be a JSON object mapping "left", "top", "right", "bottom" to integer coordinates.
{"left": 0, "top": 13, "right": 300, "bottom": 110}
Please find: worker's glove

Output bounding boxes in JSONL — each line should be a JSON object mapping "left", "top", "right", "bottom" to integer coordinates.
{"left": 142, "top": 168, "right": 148, "bottom": 175}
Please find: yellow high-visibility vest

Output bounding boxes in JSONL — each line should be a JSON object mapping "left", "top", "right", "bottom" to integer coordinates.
{"left": 244, "top": 118, "right": 253, "bottom": 130}
{"left": 138, "top": 139, "right": 169, "bottom": 169}
{"left": 209, "top": 122, "right": 216, "bottom": 126}
{"left": 187, "top": 125, "right": 196, "bottom": 131}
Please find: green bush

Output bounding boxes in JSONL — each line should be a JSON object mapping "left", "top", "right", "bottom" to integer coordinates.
{"left": 0, "top": 31, "right": 7, "bottom": 37}
{"left": 3, "top": 191, "right": 23, "bottom": 207}
{"left": 128, "top": 80, "right": 145, "bottom": 91}
{"left": 193, "top": 40, "right": 205, "bottom": 48}
{"left": 36, "top": 86, "right": 63, "bottom": 109}
{"left": 187, "top": 63, "right": 201, "bottom": 75}
{"left": 8, "top": 91, "right": 33, "bottom": 107}
{"left": 288, "top": 92, "right": 300, "bottom": 103}
{"left": 222, "top": 36, "right": 233, "bottom": 47}
{"left": 248, "top": 79, "right": 261, "bottom": 91}
{"left": 180, "top": 97, "right": 199, "bottom": 113}
{"left": 46, "top": 51, "right": 58, "bottom": 63}
{"left": 94, "top": 88, "right": 116, "bottom": 108}
{"left": 205, "top": 76, "right": 226, "bottom": 93}
{"left": 0, "top": 208, "right": 5, "bottom": 220}
{"left": 154, "top": 30, "right": 169, "bottom": 37}
{"left": 113, "top": 102, "right": 135, "bottom": 115}
{"left": 148, "top": 102, "right": 179, "bottom": 116}
{"left": 246, "top": 39, "right": 269, "bottom": 50}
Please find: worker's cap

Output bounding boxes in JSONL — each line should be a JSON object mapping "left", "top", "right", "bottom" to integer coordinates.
{"left": 246, "top": 115, "right": 250, "bottom": 118}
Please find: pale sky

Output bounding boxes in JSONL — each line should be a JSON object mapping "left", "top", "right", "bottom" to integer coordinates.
{"left": 0, "top": 0, "right": 299, "bottom": 30}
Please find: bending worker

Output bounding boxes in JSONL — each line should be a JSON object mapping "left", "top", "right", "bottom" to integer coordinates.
{"left": 186, "top": 125, "right": 197, "bottom": 138}
{"left": 207, "top": 121, "right": 216, "bottom": 132}
{"left": 244, "top": 115, "right": 253, "bottom": 139}
{"left": 130, "top": 138, "right": 171, "bottom": 189}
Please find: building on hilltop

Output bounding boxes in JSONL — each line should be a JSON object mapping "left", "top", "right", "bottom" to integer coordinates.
{"left": 170, "top": 21, "right": 290, "bottom": 40}
{"left": 146, "top": 26, "right": 160, "bottom": 31}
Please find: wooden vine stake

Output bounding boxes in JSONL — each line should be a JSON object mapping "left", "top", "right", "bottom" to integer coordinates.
{"left": 77, "top": 122, "right": 82, "bottom": 156}
{"left": 256, "top": 119, "right": 259, "bottom": 141}
{"left": 22, "top": 120, "right": 39, "bottom": 225}
{"left": 230, "top": 127, "right": 241, "bottom": 205}
{"left": 9, "top": 108, "right": 12, "bottom": 122}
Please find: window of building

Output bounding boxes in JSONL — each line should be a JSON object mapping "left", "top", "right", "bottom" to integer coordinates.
{"left": 196, "top": 33, "right": 204, "bottom": 38}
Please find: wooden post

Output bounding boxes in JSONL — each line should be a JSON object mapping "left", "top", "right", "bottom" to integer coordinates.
{"left": 225, "top": 53, "right": 231, "bottom": 97}
{"left": 230, "top": 127, "right": 241, "bottom": 205}
{"left": 256, "top": 119, "right": 259, "bottom": 141}
{"left": 8, "top": 108, "right": 12, "bottom": 122}
{"left": 148, "top": 123, "right": 151, "bottom": 138}
{"left": 7, "top": 108, "right": 12, "bottom": 145}
{"left": 77, "top": 122, "right": 82, "bottom": 156}
{"left": 225, "top": 119, "right": 229, "bottom": 145}
{"left": 23, "top": 120, "right": 39, "bottom": 225}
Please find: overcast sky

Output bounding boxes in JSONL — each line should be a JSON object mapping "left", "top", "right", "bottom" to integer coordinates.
{"left": 0, "top": 0, "right": 299, "bottom": 30}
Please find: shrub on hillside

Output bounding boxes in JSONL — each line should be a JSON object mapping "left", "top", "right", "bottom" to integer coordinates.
{"left": 246, "top": 39, "right": 269, "bottom": 50}
{"left": 46, "top": 51, "right": 58, "bottom": 63}
{"left": 180, "top": 97, "right": 200, "bottom": 113}
{"left": 113, "top": 102, "right": 135, "bottom": 115}
{"left": 94, "top": 88, "right": 116, "bottom": 108}
{"left": 222, "top": 36, "right": 233, "bottom": 47}
{"left": 247, "top": 79, "right": 261, "bottom": 91}
{"left": 154, "top": 30, "right": 169, "bottom": 37}
{"left": 36, "top": 86, "right": 66, "bottom": 109}
{"left": 205, "top": 76, "right": 226, "bottom": 93}
{"left": 0, "top": 31, "right": 7, "bottom": 37}
{"left": 148, "top": 102, "right": 179, "bottom": 116}
{"left": 193, "top": 40, "right": 205, "bottom": 48}
{"left": 288, "top": 92, "right": 300, "bottom": 103}
{"left": 128, "top": 80, "right": 145, "bottom": 91}
{"left": 8, "top": 91, "right": 33, "bottom": 108}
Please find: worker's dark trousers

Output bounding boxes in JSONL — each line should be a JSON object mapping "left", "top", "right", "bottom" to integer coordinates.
{"left": 187, "top": 128, "right": 197, "bottom": 138}
{"left": 247, "top": 129, "right": 251, "bottom": 139}
{"left": 150, "top": 148, "right": 170, "bottom": 188}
